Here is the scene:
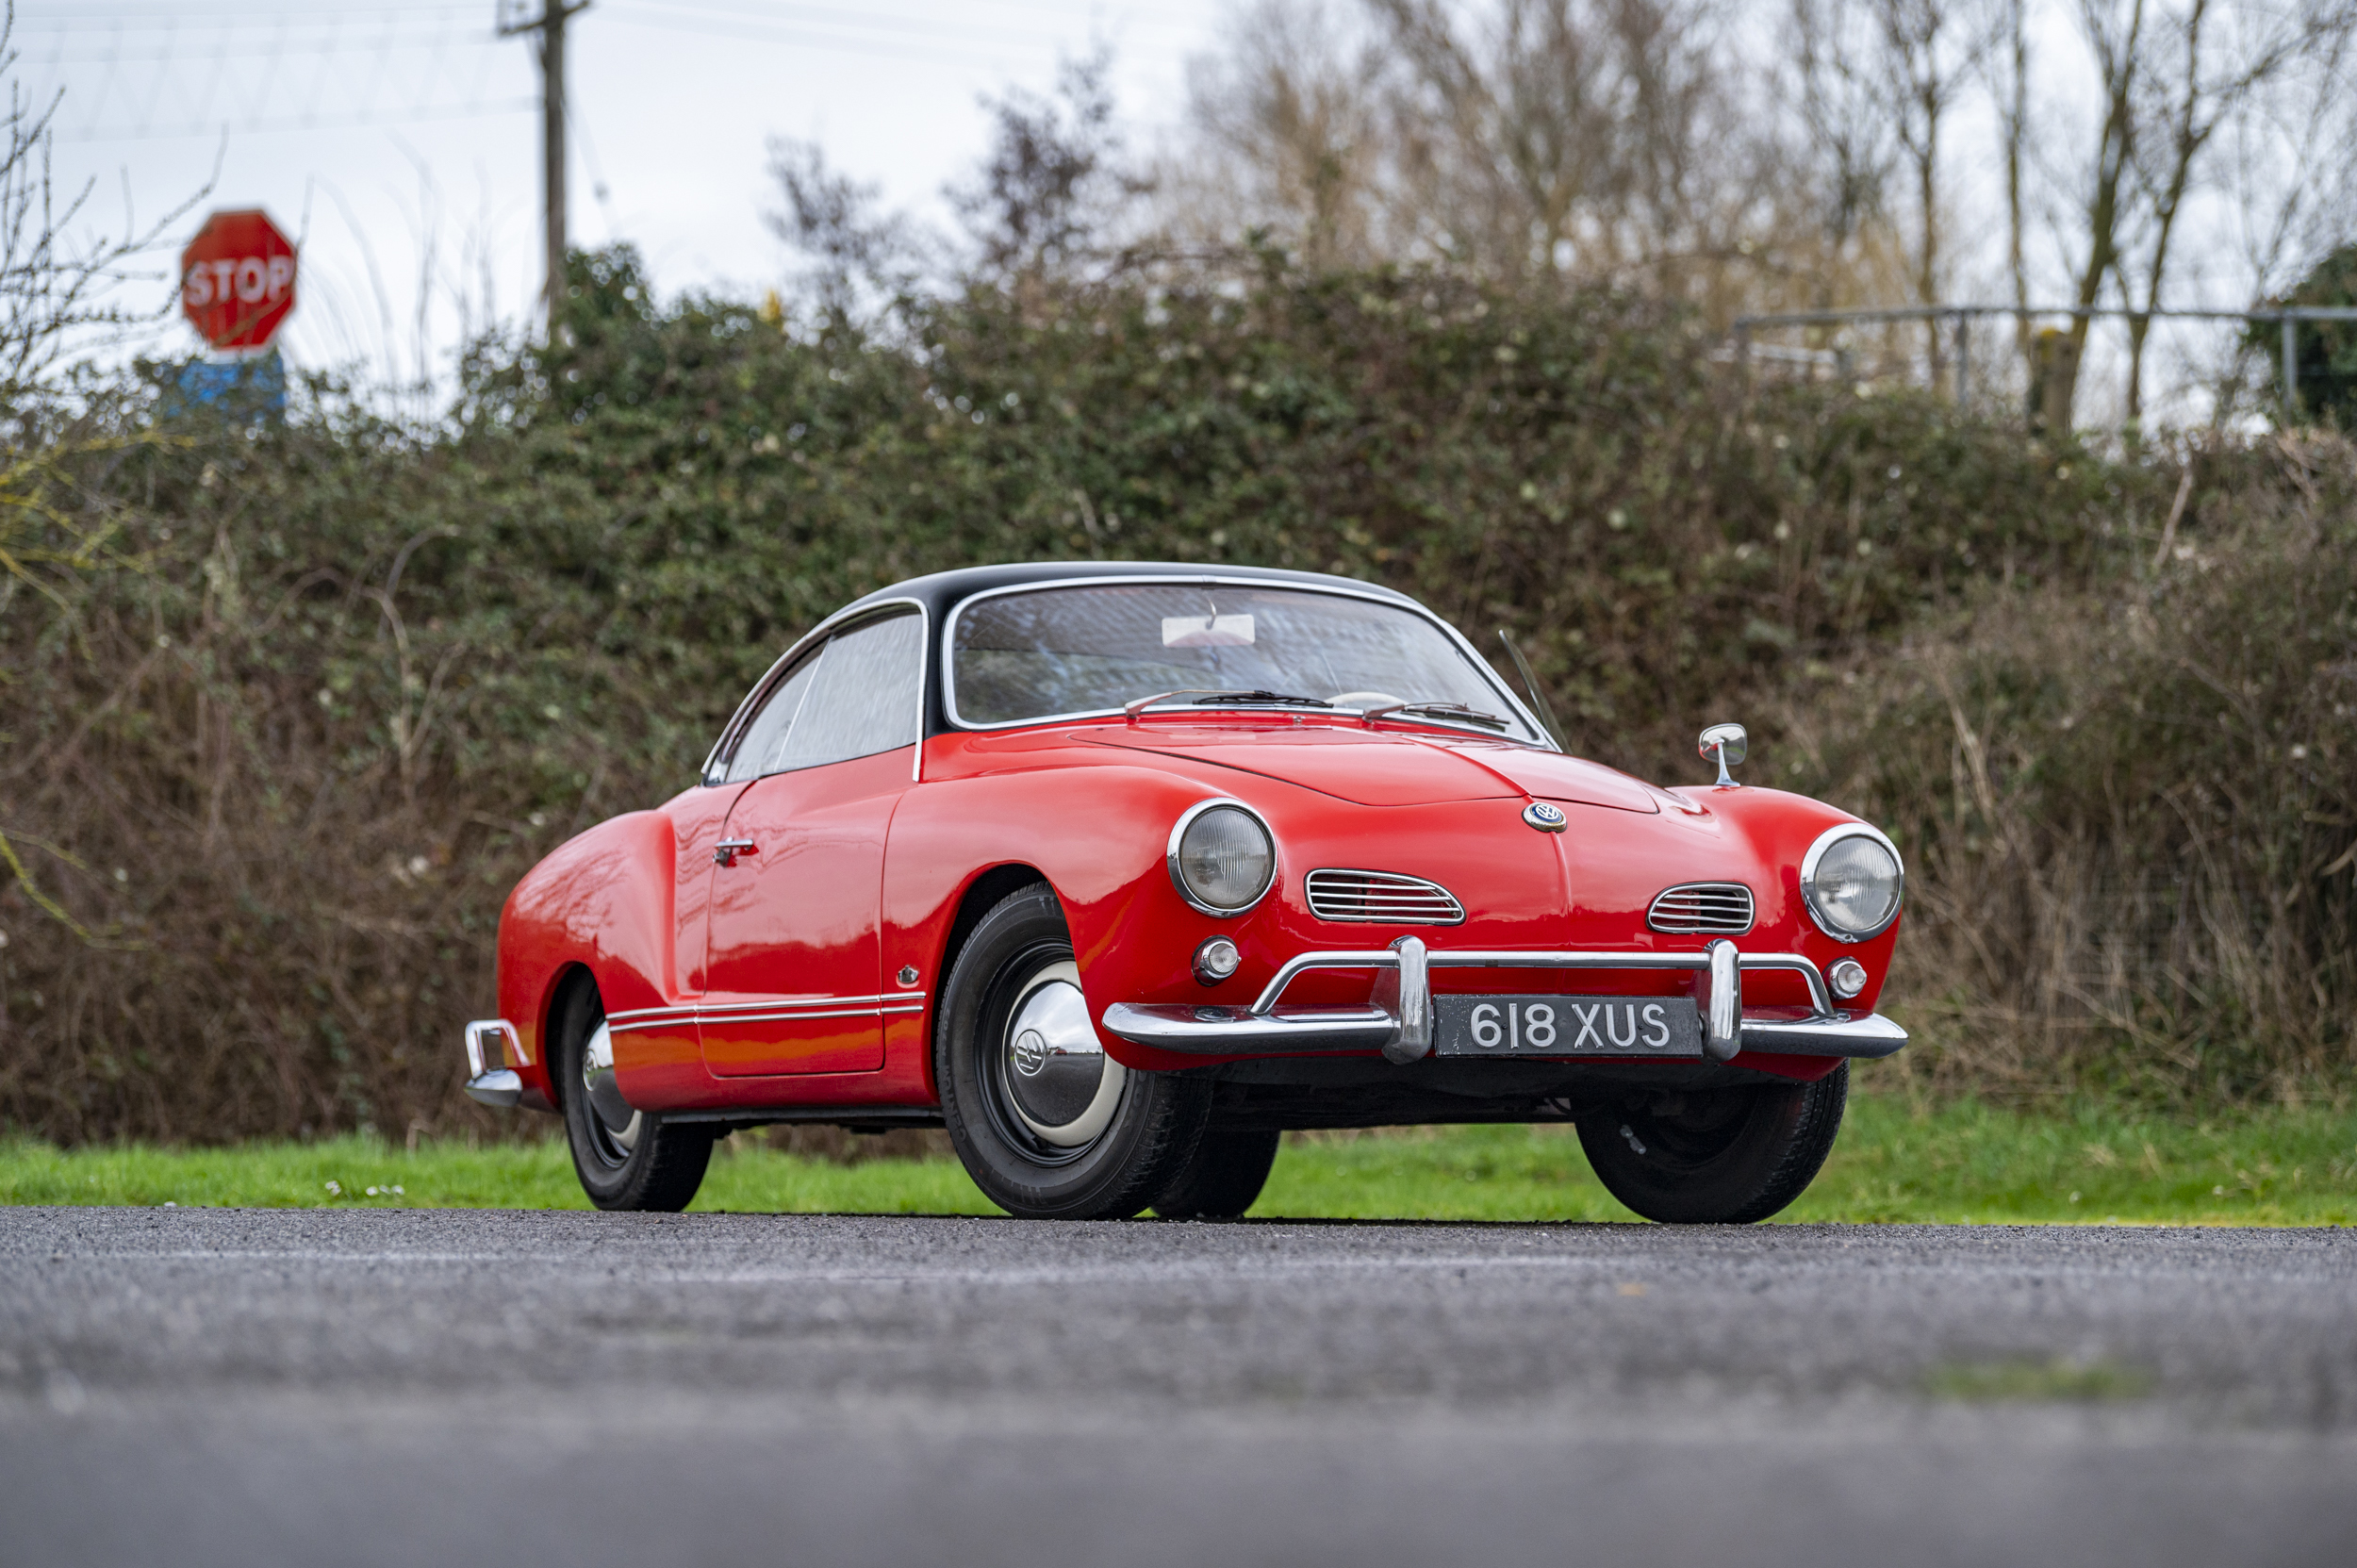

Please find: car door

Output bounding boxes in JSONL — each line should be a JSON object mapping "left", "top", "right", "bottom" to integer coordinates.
{"left": 699, "top": 610, "right": 925, "bottom": 1077}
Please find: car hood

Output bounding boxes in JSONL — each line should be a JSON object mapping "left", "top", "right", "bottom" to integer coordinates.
{"left": 1081, "top": 723, "right": 1661, "bottom": 813}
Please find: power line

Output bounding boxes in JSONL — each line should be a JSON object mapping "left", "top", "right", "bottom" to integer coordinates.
{"left": 600, "top": 8, "right": 1074, "bottom": 69}
{"left": 50, "top": 97, "right": 539, "bottom": 144}
{"left": 605, "top": 0, "right": 1194, "bottom": 50}
{"left": 13, "top": 0, "right": 1198, "bottom": 29}
{"left": 28, "top": 41, "right": 503, "bottom": 64}
{"left": 12, "top": 5, "right": 487, "bottom": 26}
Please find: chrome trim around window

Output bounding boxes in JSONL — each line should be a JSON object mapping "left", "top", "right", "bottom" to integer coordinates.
{"left": 699, "top": 596, "right": 931, "bottom": 787}
{"left": 1798, "top": 823, "right": 1905, "bottom": 943}
{"left": 1166, "top": 797, "right": 1278, "bottom": 916}
{"left": 936, "top": 573, "right": 1559, "bottom": 750}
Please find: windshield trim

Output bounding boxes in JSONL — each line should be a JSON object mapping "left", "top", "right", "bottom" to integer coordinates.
{"left": 938, "top": 574, "right": 1558, "bottom": 751}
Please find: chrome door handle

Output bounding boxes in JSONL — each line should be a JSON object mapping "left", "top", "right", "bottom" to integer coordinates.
{"left": 714, "top": 838, "right": 758, "bottom": 867}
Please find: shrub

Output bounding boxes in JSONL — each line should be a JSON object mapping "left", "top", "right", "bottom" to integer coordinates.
{"left": 0, "top": 248, "right": 2342, "bottom": 1141}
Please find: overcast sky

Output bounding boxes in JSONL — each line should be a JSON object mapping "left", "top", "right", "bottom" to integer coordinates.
{"left": 22, "top": 0, "right": 1226, "bottom": 385}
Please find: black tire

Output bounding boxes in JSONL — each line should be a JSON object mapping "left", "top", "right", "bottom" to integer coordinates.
{"left": 935, "top": 883, "right": 1211, "bottom": 1220}
{"left": 1576, "top": 1062, "right": 1848, "bottom": 1224}
{"left": 553, "top": 976, "right": 717, "bottom": 1213}
{"left": 1154, "top": 1127, "right": 1283, "bottom": 1219}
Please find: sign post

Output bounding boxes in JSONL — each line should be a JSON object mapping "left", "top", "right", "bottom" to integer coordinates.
{"left": 175, "top": 209, "right": 296, "bottom": 416}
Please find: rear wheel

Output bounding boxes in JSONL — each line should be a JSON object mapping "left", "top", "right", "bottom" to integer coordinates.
{"left": 1154, "top": 1127, "right": 1282, "bottom": 1219}
{"left": 1576, "top": 1063, "right": 1848, "bottom": 1224}
{"left": 553, "top": 976, "right": 717, "bottom": 1213}
{"left": 936, "top": 883, "right": 1211, "bottom": 1220}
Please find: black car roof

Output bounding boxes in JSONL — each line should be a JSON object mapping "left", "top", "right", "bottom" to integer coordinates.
{"left": 839, "top": 560, "right": 1418, "bottom": 626}
{"left": 703, "top": 562, "right": 1434, "bottom": 780}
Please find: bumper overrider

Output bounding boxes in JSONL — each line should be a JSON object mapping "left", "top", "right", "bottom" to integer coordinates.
{"left": 460, "top": 1019, "right": 525, "bottom": 1108}
{"left": 1098, "top": 936, "right": 1907, "bottom": 1066}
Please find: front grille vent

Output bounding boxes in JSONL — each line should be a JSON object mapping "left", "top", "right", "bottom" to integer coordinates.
{"left": 1646, "top": 882, "right": 1755, "bottom": 934}
{"left": 1305, "top": 868, "right": 1466, "bottom": 925}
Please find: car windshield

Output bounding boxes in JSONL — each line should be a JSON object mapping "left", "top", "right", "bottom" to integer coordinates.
{"left": 950, "top": 582, "right": 1543, "bottom": 744}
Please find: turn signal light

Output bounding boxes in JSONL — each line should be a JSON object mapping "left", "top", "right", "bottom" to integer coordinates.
{"left": 1194, "top": 936, "right": 1243, "bottom": 986}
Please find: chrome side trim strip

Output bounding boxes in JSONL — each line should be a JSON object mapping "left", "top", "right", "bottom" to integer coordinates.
{"left": 603, "top": 992, "right": 935, "bottom": 1037}
{"left": 691, "top": 1007, "right": 885, "bottom": 1025}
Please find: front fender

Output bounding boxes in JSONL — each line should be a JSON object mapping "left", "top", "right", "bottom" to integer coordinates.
{"left": 885, "top": 762, "right": 1255, "bottom": 1079}
{"left": 496, "top": 810, "right": 680, "bottom": 1101}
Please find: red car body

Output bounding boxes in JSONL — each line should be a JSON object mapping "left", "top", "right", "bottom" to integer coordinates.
{"left": 464, "top": 563, "right": 1904, "bottom": 1204}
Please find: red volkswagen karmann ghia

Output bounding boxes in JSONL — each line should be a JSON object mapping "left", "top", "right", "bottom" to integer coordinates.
{"left": 462, "top": 562, "right": 1905, "bottom": 1222}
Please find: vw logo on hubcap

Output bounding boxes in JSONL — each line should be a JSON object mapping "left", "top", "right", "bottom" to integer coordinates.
{"left": 1523, "top": 801, "right": 1569, "bottom": 833}
{"left": 1011, "top": 1028, "right": 1049, "bottom": 1077}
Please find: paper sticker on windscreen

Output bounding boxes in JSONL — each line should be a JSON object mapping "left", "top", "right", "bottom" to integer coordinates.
{"left": 1162, "top": 615, "right": 1256, "bottom": 648}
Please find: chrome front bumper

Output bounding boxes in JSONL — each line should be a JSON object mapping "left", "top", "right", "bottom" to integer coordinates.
{"left": 461, "top": 1018, "right": 524, "bottom": 1109}
{"left": 1098, "top": 938, "right": 1908, "bottom": 1065}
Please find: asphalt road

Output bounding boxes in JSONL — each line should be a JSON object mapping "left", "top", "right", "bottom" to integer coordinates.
{"left": 1, "top": 1208, "right": 2351, "bottom": 1566}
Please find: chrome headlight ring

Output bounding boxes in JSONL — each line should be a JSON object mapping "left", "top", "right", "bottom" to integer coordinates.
{"left": 1166, "top": 798, "right": 1277, "bottom": 916}
{"left": 1798, "top": 823, "right": 1905, "bottom": 943}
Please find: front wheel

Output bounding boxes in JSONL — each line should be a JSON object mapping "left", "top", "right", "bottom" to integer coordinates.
{"left": 1576, "top": 1063, "right": 1847, "bottom": 1224}
{"left": 936, "top": 883, "right": 1211, "bottom": 1220}
{"left": 1154, "top": 1127, "right": 1282, "bottom": 1219}
{"left": 554, "top": 976, "right": 717, "bottom": 1213}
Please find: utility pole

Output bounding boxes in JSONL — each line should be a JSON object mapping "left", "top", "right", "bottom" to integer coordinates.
{"left": 497, "top": 1, "right": 590, "bottom": 333}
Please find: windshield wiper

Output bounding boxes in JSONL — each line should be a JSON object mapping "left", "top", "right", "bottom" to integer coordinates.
{"left": 1360, "top": 701, "right": 1510, "bottom": 732}
{"left": 1190, "top": 688, "right": 1332, "bottom": 708}
{"left": 1124, "top": 688, "right": 1335, "bottom": 721}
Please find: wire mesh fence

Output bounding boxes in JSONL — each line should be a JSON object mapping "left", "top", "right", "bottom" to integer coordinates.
{"left": 1731, "top": 305, "right": 2357, "bottom": 433}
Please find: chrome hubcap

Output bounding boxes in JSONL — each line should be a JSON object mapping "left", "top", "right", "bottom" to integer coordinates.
{"left": 1001, "top": 961, "right": 1124, "bottom": 1148}
{"left": 580, "top": 1021, "right": 641, "bottom": 1159}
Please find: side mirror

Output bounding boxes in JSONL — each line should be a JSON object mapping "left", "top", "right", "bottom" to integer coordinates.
{"left": 1698, "top": 722, "right": 1748, "bottom": 787}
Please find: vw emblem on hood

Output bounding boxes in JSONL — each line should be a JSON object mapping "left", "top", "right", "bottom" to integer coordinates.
{"left": 1522, "top": 801, "right": 1569, "bottom": 833}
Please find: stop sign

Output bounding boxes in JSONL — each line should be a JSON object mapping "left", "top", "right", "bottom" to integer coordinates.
{"left": 181, "top": 209, "right": 296, "bottom": 352}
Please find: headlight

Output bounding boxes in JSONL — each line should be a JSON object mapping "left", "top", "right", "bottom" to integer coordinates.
{"left": 1168, "top": 800, "right": 1276, "bottom": 916}
{"left": 1800, "top": 825, "right": 1904, "bottom": 942}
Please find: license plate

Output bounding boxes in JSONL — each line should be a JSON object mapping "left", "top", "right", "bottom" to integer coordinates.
{"left": 1431, "top": 995, "right": 1703, "bottom": 1058}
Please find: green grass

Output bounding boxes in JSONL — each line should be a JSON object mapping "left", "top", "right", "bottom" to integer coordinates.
{"left": 1923, "top": 1358, "right": 2155, "bottom": 1403}
{"left": 2, "top": 1094, "right": 2352, "bottom": 1223}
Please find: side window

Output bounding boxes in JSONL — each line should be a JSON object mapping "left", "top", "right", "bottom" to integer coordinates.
{"left": 723, "top": 652, "right": 823, "bottom": 784}
{"left": 716, "top": 611, "right": 923, "bottom": 784}
{"left": 775, "top": 612, "right": 923, "bottom": 769}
